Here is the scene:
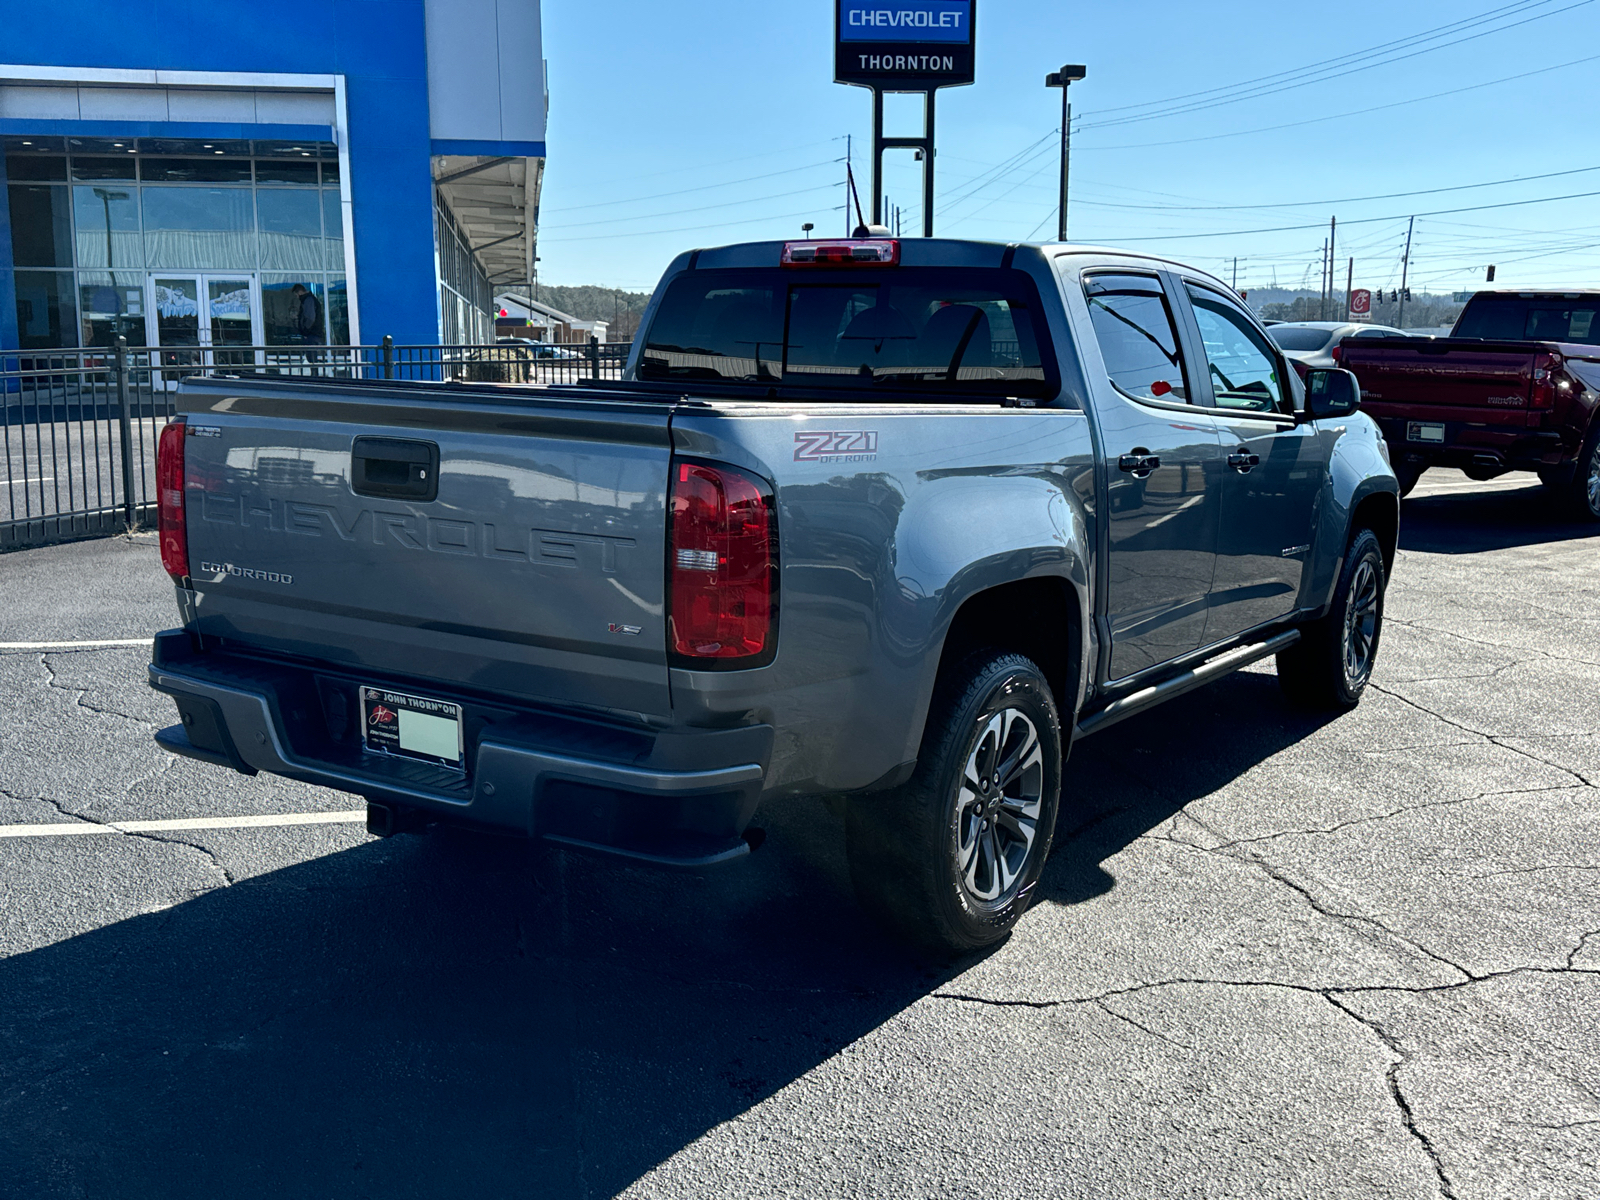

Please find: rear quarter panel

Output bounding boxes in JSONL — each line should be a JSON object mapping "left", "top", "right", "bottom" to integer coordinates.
{"left": 670, "top": 403, "right": 1097, "bottom": 796}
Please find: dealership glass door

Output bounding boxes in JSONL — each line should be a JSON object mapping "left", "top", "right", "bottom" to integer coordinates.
{"left": 149, "top": 275, "right": 260, "bottom": 385}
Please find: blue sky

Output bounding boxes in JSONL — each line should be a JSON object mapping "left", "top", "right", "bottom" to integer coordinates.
{"left": 537, "top": 0, "right": 1600, "bottom": 296}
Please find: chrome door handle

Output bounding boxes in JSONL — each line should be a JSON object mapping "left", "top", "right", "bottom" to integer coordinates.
{"left": 1227, "top": 449, "right": 1260, "bottom": 472}
{"left": 1118, "top": 452, "right": 1161, "bottom": 478}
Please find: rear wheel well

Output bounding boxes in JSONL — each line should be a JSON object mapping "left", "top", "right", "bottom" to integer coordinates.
{"left": 1351, "top": 492, "right": 1399, "bottom": 577}
{"left": 934, "top": 578, "right": 1081, "bottom": 720}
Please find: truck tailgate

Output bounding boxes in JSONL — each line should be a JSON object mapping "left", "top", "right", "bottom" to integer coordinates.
{"left": 177, "top": 378, "right": 674, "bottom": 721}
{"left": 1342, "top": 338, "right": 1543, "bottom": 426}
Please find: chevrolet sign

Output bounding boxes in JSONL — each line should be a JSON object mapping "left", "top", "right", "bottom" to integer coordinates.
{"left": 836, "top": 0, "right": 976, "bottom": 89}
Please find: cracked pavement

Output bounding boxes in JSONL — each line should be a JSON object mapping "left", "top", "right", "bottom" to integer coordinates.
{"left": 1, "top": 473, "right": 1597, "bottom": 1199}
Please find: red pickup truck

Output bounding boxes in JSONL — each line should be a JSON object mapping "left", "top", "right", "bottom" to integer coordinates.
{"left": 1339, "top": 290, "right": 1600, "bottom": 519}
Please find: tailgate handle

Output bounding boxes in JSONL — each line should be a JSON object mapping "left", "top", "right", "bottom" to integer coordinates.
{"left": 351, "top": 437, "right": 439, "bottom": 502}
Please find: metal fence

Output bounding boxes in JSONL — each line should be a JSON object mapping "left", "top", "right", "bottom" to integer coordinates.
{"left": 1, "top": 337, "right": 632, "bottom": 551}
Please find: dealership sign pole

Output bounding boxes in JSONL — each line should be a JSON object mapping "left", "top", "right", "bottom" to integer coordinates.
{"left": 835, "top": 0, "right": 976, "bottom": 236}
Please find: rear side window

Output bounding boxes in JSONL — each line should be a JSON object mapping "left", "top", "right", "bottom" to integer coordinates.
{"left": 640, "top": 268, "right": 1053, "bottom": 398}
{"left": 1083, "top": 274, "right": 1189, "bottom": 402}
{"left": 1455, "top": 298, "right": 1600, "bottom": 345}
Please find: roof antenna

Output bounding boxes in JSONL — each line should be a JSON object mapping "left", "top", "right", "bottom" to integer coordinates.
{"left": 846, "top": 162, "right": 870, "bottom": 237}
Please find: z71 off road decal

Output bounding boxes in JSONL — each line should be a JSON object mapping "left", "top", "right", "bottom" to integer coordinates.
{"left": 794, "top": 430, "right": 879, "bottom": 463}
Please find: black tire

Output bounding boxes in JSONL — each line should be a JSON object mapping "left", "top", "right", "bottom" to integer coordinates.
{"left": 1277, "top": 528, "right": 1387, "bottom": 710}
{"left": 845, "top": 652, "right": 1062, "bottom": 956}
{"left": 1559, "top": 426, "right": 1600, "bottom": 522}
{"left": 1395, "top": 463, "right": 1424, "bottom": 498}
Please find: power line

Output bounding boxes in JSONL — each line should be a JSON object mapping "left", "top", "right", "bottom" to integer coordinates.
{"left": 1069, "top": 165, "right": 1600, "bottom": 214}
{"left": 541, "top": 159, "right": 840, "bottom": 214}
{"left": 563, "top": 138, "right": 839, "bottom": 191}
{"left": 919, "top": 48, "right": 1597, "bottom": 229}
{"left": 544, "top": 183, "right": 843, "bottom": 231}
{"left": 1077, "top": 0, "right": 1592, "bottom": 131}
{"left": 1079, "top": 0, "right": 1553, "bottom": 119}
{"left": 542, "top": 206, "right": 844, "bottom": 244}
{"left": 1078, "top": 51, "right": 1600, "bottom": 153}
{"left": 1092, "top": 187, "right": 1600, "bottom": 245}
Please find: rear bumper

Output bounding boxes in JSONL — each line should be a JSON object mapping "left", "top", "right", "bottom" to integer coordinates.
{"left": 1373, "top": 416, "right": 1570, "bottom": 472}
{"left": 147, "top": 630, "right": 772, "bottom": 867}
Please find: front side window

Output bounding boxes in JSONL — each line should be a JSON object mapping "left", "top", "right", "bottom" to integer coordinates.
{"left": 1083, "top": 275, "right": 1189, "bottom": 402}
{"left": 640, "top": 268, "right": 1051, "bottom": 397}
{"left": 1186, "top": 286, "right": 1288, "bottom": 414}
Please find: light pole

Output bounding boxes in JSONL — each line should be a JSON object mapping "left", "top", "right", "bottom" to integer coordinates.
{"left": 1045, "top": 64, "right": 1086, "bottom": 242}
{"left": 93, "top": 188, "right": 129, "bottom": 269}
{"left": 801, "top": 222, "right": 814, "bottom": 240}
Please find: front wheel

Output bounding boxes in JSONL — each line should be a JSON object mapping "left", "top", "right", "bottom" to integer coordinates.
{"left": 846, "top": 652, "right": 1062, "bottom": 956}
{"left": 1277, "top": 528, "right": 1387, "bottom": 709}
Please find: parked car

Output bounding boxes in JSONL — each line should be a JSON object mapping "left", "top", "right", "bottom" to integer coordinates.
{"left": 1340, "top": 290, "right": 1600, "bottom": 513}
{"left": 496, "top": 337, "right": 583, "bottom": 361}
{"left": 1268, "top": 321, "right": 1410, "bottom": 369}
{"left": 147, "top": 237, "right": 1399, "bottom": 953}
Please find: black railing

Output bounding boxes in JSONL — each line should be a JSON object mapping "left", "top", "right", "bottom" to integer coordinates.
{"left": 0, "top": 337, "right": 632, "bottom": 551}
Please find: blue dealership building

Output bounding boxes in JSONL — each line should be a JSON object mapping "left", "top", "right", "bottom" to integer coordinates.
{"left": 0, "top": 0, "right": 546, "bottom": 353}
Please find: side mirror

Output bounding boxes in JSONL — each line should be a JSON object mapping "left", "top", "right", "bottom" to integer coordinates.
{"left": 1302, "top": 368, "right": 1361, "bottom": 420}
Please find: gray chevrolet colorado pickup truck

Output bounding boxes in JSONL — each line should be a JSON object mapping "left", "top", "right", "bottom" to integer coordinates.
{"left": 148, "top": 237, "right": 1399, "bottom": 952}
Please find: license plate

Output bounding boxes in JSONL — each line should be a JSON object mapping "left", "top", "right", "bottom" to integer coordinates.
{"left": 1407, "top": 421, "right": 1446, "bottom": 444}
{"left": 360, "top": 686, "right": 464, "bottom": 768}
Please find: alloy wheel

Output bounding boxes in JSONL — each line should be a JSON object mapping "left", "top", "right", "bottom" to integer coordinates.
{"left": 955, "top": 707, "right": 1045, "bottom": 903}
{"left": 1586, "top": 446, "right": 1600, "bottom": 516}
{"left": 1342, "top": 559, "right": 1381, "bottom": 686}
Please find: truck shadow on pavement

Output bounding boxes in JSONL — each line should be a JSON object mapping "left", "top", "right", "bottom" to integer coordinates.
{"left": 1, "top": 676, "right": 1331, "bottom": 1199}
{"left": 1040, "top": 669, "right": 1338, "bottom": 906}
{"left": 1400, "top": 479, "right": 1600, "bottom": 553}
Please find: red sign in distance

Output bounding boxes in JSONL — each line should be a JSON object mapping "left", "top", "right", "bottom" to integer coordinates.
{"left": 1349, "top": 289, "right": 1372, "bottom": 317}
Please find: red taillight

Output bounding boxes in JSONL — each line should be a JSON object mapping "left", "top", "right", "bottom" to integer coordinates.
{"left": 1330, "top": 340, "right": 1344, "bottom": 365}
{"left": 157, "top": 418, "right": 189, "bottom": 581}
{"left": 669, "top": 460, "right": 776, "bottom": 663}
{"left": 782, "top": 239, "right": 900, "bottom": 267}
{"left": 1531, "top": 351, "right": 1561, "bottom": 410}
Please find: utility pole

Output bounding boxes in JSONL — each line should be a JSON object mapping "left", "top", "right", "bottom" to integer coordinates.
{"left": 1328, "top": 216, "right": 1337, "bottom": 320}
{"left": 845, "top": 135, "right": 852, "bottom": 236}
{"left": 1321, "top": 240, "right": 1329, "bottom": 320}
{"left": 1397, "top": 215, "right": 1415, "bottom": 329}
{"left": 1046, "top": 65, "right": 1087, "bottom": 242}
{"left": 1232, "top": 257, "right": 1238, "bottom": 291}
{"left": 1346, "top": 256, "right": 1354, "bottom": 320}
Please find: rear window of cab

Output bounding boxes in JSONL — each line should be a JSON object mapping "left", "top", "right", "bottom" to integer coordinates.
{"left": 639, "top": 267, "right": 1057, "bottom": 399}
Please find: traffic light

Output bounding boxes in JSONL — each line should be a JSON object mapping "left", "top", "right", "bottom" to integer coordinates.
{"left": 1486, "top": 265, "right": 1496, "bottom": 283}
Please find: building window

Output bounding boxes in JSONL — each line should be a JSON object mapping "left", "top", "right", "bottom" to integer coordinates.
{"left": 77, "top": 271, "right": 146, "bottom": 347}
{"left": 14, "top": 270, "right": 77, "bottom": 349}
{"left": 3, "top": 137, "right": 350, "bottom": 349}
{"left": 434, "top": 192, "right": 493, "bottom": 345}
{"left": 9, "top": 184, "right": 74, "bottom": 267}
{"left": 257, "top": 188, "right": 324, "bottom": 271}
{"left": 142, "top": 185, "right": 257, "bottom": 270}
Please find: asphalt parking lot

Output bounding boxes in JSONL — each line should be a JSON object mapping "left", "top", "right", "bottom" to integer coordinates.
{"left": 1, "top": 469, "right": 1595, "bottom": 1200}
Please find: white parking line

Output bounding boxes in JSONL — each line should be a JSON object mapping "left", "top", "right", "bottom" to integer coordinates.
{"left": 0, "top": 810, "right": 368, "bottom": 839}
{"left": 0, "top": 638, "right": 154, "bottom": 650}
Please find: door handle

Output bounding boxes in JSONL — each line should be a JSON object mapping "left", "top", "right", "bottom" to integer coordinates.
{"left": 1227, "top": 449, "right": 1261, "bottom": 473}
{"left": 351, "top": 436, "right": 440, "bottom": 501}
{"left": 1118, "top": 451, "right": 1161, "bottom": 478}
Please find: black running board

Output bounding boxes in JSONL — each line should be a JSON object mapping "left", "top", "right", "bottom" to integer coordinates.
{"left": 1075, "top": 630, "right": 1301, "bottom": 739}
